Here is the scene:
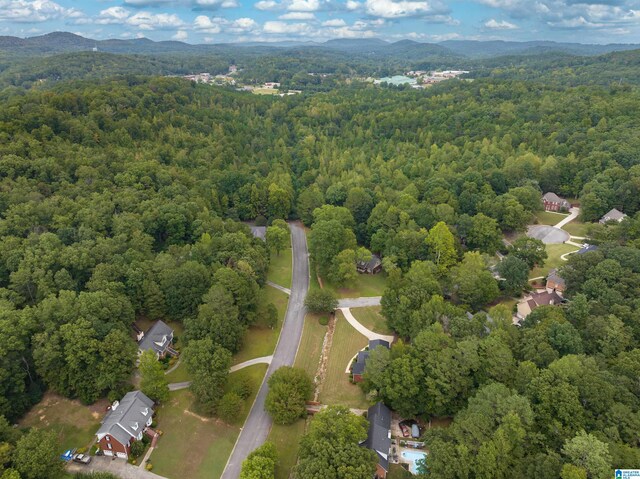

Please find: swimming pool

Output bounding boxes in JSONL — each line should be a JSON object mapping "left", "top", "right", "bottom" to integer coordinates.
{"left": 401, "top": 450, "right": 427, "bottom": 474}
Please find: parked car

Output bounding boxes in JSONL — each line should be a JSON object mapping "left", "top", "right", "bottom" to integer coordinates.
{"left": 73, "top": 454, "right": 92, "bottom": 465}
{"left": 400, "top": 423, "right": 411, "bottom": 437}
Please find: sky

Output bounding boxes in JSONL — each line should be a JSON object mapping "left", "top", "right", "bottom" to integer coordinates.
{"left": 1, "top": 0, "right": 640, "bottom": 44}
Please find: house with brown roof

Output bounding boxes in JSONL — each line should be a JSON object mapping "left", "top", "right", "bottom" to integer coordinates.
{"left": 546, "top": 269, "right": 566, "bottom": 293}
{"left": 542, "top": 192, "right": 571, "bottom": 212}
{"left": 516, "top": 290, "right": 564, "bottom": 321}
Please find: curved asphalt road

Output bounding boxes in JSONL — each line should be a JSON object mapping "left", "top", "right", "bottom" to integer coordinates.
{"left": 221, "top": 223, "right": 309, "bottom": 479}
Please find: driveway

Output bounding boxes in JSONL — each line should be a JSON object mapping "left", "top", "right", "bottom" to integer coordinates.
{"left": 526, "top": 225, "right": 569, "bottom": 244}
{"left": 337, "top": 296, "right": 382, "bottom": 308}
{"left": 554, "top": 207, "right": 580, "bottom": 229}
{"left": 339, "top": 308, "right": 394, "bottom": 343}
{"left": 221, "top": 222, "right": 309, "bottom": 479}
{"left": 67, "top": 456, "right": 167, "bottom": 479}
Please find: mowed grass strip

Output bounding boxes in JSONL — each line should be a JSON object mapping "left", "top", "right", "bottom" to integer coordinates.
{"left": 267, "top": 247, "right": 292, "bottom": 289}
{"left": 233, "top": 285, "right": 288, "bottom": 365}
{"left": 152, "top": 364, "right": 266, "bottom": 479}
{"left": 294, "top": 314, "right": 327, "bottom": 379}
{"left": 350, "top": 306, "right": 393, "bottom": 335}
{"left": 268, "top": 420, "right": 307, "bottom": 479}
{"left": 318, "top": 312, "right": 369, "bottom": 409}
{"left": 530, "top": 243, "right": 580, "bottom": 279}
{"left": 19, "top": 392, "right": 104, "bottom": 453}
{"left": 324, "top": 273, "right": 387, "bottom": 299}
{"left": 534, "top": 210, "right": 568, "bottom": 226}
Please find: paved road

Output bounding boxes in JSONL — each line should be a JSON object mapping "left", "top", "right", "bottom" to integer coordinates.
{"left": 221, "top": 222, "right": 309, "bottom": 479}
{"left": 337, "top": 296, "right": 382, "bottom": 308}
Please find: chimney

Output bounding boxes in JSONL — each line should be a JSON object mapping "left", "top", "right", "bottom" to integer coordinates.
{"left": 112, "top": 400, "right": 119, "bottom": 411}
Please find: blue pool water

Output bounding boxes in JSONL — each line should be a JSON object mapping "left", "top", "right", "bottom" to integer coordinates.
{"left": 401, "top": 451, "right": 427, "bottom": 474}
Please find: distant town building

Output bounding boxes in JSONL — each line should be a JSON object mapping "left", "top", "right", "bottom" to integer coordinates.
{"left": 229, "top": 65, "right": 238, "bottom": 73}
{"left": 263, "top": 82, "right": 280, "bottom": 89}
{"left": 542, "top": 192, "right": 571, "bottom": 212}
{"left": 599, "top": 208, "right": 627, "bottom": 224}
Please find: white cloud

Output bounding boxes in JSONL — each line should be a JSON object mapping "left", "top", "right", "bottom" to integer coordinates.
{"left": 96, "top": 7, "right": 131, "bottom": 25}
{"left": 484, "top": 18, "right": 518, "bottom": 29}
{"left": 194, "top": 15, "right": 259, "bottom": 34}
{"left": 364, "top": 0, "right": 450, "bottom": 19}
{"left": 0, "top": 0, "right": 83, "bottom": 23}
{"left": 194, "top": 0, "right": 239, "bottom": 9}
{"left": 172, "top": 30, "right": 188, "bottom": 40}
{"left": 127, "top": 11, "right": 185, "bottom": 30}
{"left": 229, "top": 17, "right": 259, "bottom": 32}
{"left": 345, "top": 0, "right": 361, "bottom": 9}
{"left": 287, "top": 0, "right": 320, "bottom": 11}
{"left": 254, "top": 0, "right": 280, "bottom": 9}
{"left": 194, "top": 14, "right": 223, "bottom": 33}
{"left": 321, "top": 18, "right": 346, "bottom": 26}
{"left": 263, "top": 20, "right": 312, "bottom": 33}
{"left": 279, "top": 11, "right": 315, "bottom": 19}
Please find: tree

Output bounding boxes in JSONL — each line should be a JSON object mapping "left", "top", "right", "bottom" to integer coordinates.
{"left": 240, "top": 442, "right": 278, "bottom": 479}
{"left": 267, "top": 183, "right": 292, "bottom": 220}
{"left": 329, "top": 249, "right": 357, "bottom": 286}
{"left": 139, "top": 350, "right": 169, "bottom": 403}
{"left": 466, "top": 213, "right": 503, "bottom": 254}
{"left": 160, "top": 261, "right": 211, "bottom": 321}
{"left": 308, "top": 219, "right": 356, "bottom": 277}
{"left": 218, "top": 392, "right": 244, "bottom": 423}
{"left": 304, "top": 289, "right": 337, "bottom": 314}
{"left": 266, "top": 226, "right": 288, "bottom": 256}
{"left": 265, "top": 367, "right": 313, "bottom": 424}
{"left": 297, "top": 187, "right": 324, "bottom": 226}
{"left": 295, "top": 406, "right": 377, "bottom": 479}
{"left": 426, "top": 222, "right": 458, "bottom": 273}
{"left": 509, "top": 237, "right": 548, "bottom": 269}
{"left": 449, "top": 253, "right": 499, "bottom": 309}
{"left": 183, "top": 339, "right": 232, "bottom": 415}
{"left": 562, "top": 431, "right": 611, "bottom": 479}
{"left": 13, "top": 429, "right": 63, "bottom": 479}
{"left": 497, "top": 255, "right": 530, "bottom": 296}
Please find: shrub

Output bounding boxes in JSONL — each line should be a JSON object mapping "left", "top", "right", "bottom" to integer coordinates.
{"left": 255, "top": 215, "right": 268, "bottom": 226}
{"left": 318, "top": 316, "right": 329, "bottom": 326}
{"left": 130, "top": 440, "right": 145, "bottom": 459}
{"left": 145, "top": 463, "right": 153, "bottom": 471}
{"left": 232, "top": 378, "right": 253, "bottom": 400}
{"left": 218, "top": 392, "right": 245, "bottom": 422}
{"left": 304, "top": 289, "right": 338, "bottom": 314}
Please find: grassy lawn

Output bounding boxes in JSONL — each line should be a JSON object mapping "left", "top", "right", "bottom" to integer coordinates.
{"left": 233, "top": 285, "right": 288, "bottom": 365}
{"left": 268, "top": 247, "right": 292, "bottom": 289}
{"left": 530, "top": 243, "right": 580, "bottom": 279}
{"left": 534, "top": 210, "right": 568, "bottom": 226}
{"left": 19, "top": 392, "right": 105, "bottom": 453}
{"left": 165, "top": 360, "right": 191, "bottom": 383}
{"left": 321, "top": 273, "right": 387, "bottom": 299}
{"left": 268, "top": 420, "right": 307, "bottom": 479}
{"left": 252, "top": 88, "right": 281, "bottom": 95}
{"left": 318, "top": 312, "right": 369, "bottom": 409}
{"left": 562, "top": 221, "right": 592, "bottom": 237}
{"left": 224, "top": 364, "right": 269, "bottom": 425}
{"left": 350, "top": 306, "right": 393, "bottom": 335}
{"left": 294, "top": 314, "right": 327, "bottom": 379}
{"left": 150, "top": 390, "right": 238, "bottom": 479}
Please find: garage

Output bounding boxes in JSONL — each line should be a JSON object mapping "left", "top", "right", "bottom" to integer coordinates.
{"left": 116, "top": 452, "right": 127, "bottom": 459}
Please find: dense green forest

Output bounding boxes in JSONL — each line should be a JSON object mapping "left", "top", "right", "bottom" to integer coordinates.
{"left": 1, "top": 60, "right": 640, "bottom": 478}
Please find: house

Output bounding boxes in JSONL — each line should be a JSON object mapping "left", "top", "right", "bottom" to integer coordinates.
{"left": 577, "top": 244, "right": 598, "bottom": 255}
{"left": 362, "top": 402, "right": 392, "bottom": 479}
{"left": 516, "top": 290, "right": 564, "bottom": 321}
{"left": 352, "top": 339, "right": 391, "bottom": 383}
{"left": 263, "top": 82, "right": 280, "bottom": 89}
{"left": 356, "top": 254, "right": 382, "bottom": 275}
{"left": 137, "top": 320, "right": 177, "bottom": 359}
{"left": 95, "top": 391, "right": 155, "bottom": 459}
{"left": 542, "top": 192, "right": 571, "bottom": 212}
{"left": 546, "top": 269, "right": 566, "bottom": 293}
{"left": 599, "top": 208, "right": 627, "bottom": 224}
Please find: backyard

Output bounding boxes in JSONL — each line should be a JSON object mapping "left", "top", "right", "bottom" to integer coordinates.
{"left": 350, "top": 306, "right": 393, "bottom": 335}
{"left": 530, "top": 243, "right": 580, "bottom": 279}
{"left": 534, "top": 210, "right": 567, "bottom": 226}
{"left": 19, "top": 392, "right": 106, "bottom": 453}
{"left": 318, "top": 312, "right": 369, "bottom": 410}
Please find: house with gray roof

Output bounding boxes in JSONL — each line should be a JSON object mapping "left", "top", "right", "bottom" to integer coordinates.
{"left": 352, "top": 339, "right": 390, "bottom": 383}
{"left": 95, "top": 391, "right": 155, "bottom": 459}
{"left": 137, "top": 320, "right": 176, "bottom": 359}
{"left": 357, "top": 254, "right": 383, "bottom": 275}
{"left": 362, "top": 402, "right": 392, "bottom": 479}
{"left": 599, "top": 208, "right": 627, "bottom": 224}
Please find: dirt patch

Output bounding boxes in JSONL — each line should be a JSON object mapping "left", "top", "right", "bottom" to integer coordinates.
{"left": 183, "top": 409, "right": 212, "bottom": 422}
{"left": 313, "top": 312, "right": 336, "bottom": 402}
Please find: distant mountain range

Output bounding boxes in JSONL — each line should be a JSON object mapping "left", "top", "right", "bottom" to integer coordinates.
{"left": 1, "top": 32, "right": 639, "bottom": 59}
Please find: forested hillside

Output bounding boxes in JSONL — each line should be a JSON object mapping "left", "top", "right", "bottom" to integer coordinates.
{"left": 1, "top": 70, "right": 640, "bottom": 478}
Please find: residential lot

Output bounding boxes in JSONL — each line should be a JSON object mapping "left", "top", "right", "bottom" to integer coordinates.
{"left": 351, "top": 306, "right": 393, "bottom": 335}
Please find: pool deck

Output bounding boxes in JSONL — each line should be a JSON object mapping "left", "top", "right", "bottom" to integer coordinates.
{"left": 390, "top": 439, "right": 427, "bottom": 475}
